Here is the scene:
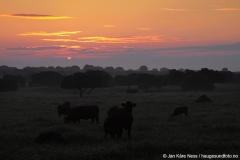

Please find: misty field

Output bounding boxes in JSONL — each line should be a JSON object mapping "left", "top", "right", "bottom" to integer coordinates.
{"left": 1, "top": 84, "right": 240, "bottom": 160}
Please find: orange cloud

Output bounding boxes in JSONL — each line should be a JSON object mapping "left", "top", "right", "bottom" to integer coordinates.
{"left": 78, "top": 35, "right": 165, "bottom": 43}
{"left": 214, "top": 8, "right": 240, "bottom": 11}
{"left": 1, "top": 14, "right": 72, "bottom": 20}
{"left": 42, "top": 35, "right": 190, "bottom": 44}
{"left": 43, "top": 39, "right": 79, "bottom": 42}
{"left": 138, "top": 28, "right": 151, "bottom": 30}
{"left": 104, "top": 25, "right": 115, "bottom": 28}
{"left": 161, "top": 8, "right": 191, "bottom": 11}
{"left": 18, "top": 31, "right": 81, "bottom": 36}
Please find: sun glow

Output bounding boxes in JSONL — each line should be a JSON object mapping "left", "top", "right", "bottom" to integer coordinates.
{"left": 1, "top": 14, "right": 72, "bottom": 20}
{"left": 18, "top": 31, "right": 81, "bottom": 36}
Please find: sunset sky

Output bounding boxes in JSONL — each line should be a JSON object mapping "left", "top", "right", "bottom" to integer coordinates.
{"left": 1, "top": 0, "right": 240, "bottom": 71}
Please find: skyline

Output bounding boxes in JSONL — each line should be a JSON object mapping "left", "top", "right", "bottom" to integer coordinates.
{"left": 1, "top": 0, "right": 240, "bottom": 71}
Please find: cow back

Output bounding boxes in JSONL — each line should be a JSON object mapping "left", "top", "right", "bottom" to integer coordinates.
{"left": 173, "top": 106, "right": 188, "bottom": 116}
{"left": 58, "top": 103, "right": 71, "bottom": 116}
{"left": 66, "top": 105, "right": 99, "bottom": 123}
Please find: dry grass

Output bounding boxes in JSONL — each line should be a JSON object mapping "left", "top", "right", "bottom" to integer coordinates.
{"left": 0, "top": 84, "right": 240, "bottom": 159}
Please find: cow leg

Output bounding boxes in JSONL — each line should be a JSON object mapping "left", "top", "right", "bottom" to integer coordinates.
{"left": 95, "top": 116, "right": 99, "bottom": 124}
{"left": 104, "top": 130, "right": 107, "bottom": 140}
{"left": 117, "top": 128, "right": 123, "bottom": 138}
{"left": 91, "top": 118, "right": 94, "bottom": 123}
{"left": 128, "top": 128, "right": 131, "bottom": 140}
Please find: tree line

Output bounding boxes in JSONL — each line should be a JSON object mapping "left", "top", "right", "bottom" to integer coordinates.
{"left": 1, "top": 66, "right": 240, "bottom": 94}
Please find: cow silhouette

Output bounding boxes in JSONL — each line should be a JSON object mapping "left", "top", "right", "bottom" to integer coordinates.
{"left": 172, "top": 106, "right": 188, "bottom": 116}
{"left": 65, "top": 105, "right": 99, "bottom": 124}
{"left": 36, "top": 131, "right": 66, "bottom": 144}
{"left": 58, "top": 102, "right": 71, "bottom": 117}
{"left": 108, "top": 101, "right": 136, "bottom": 117}
{"left": 168, "top": 106, "right": 188, "bottom": 121}
{"left": 105, "top": 101, "right": 136, "bottom": 140}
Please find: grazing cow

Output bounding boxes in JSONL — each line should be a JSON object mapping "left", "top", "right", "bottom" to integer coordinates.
{"left": 36, "top": 131, "right": 66, "bottom": 144}
{"left": 127, "top": 89, "right": 138, "bottom": 94}
{"left": 108, "top": 101, "right": 136, "bottom": 117}
{"left": 58, "top": 102, "right": 71, "bottom": 117}
{"left": 105, "top": 101, "right": 136, "bottom": 140}
{"left": 195, "top": 95, "right": 213, "bottom": 103}
{"left": 172, "top": 106, "right": 188, "bottom": 117}
{"left": 104, "top": 114, "right": 133, "bottom": 140}
{"left": 65, "top": 105, "right": 99, "bottom": 124}
{"left": 168, "top": 106, "right": 188, "bottom": 121}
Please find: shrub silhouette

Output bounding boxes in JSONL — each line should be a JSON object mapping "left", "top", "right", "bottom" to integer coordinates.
{"left": 181, "top": 74, "right": 215, "bottom": 92}
{"left": 195, "top": 95, "right": 213, "bottom": 103}
{"left": 0, "top": 78, "right": 18, "bottom": 92}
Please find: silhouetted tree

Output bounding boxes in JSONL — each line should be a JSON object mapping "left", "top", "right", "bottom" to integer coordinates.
{"left": 160, "top": 67, "right": 169, "bottom": 74}
{"left": 151, "top": 68, "right": 158, "bottom": 72}
{"left": 104, "top": 66, "right": 115, "bottom": 72}
{"left": 222, "top": 68, "right": 228, "bottom": 72}
{"left": 114, "top": 75, "right": 128, "bottom": 87}
{"left": 167, "top": 69, "right": 185, "bottom": 85}
{"left": 115, "top": 67, "right": 124, "bottom": 72}
{"left": 61, "top": 73, "right": 89, "bottom": 97}
{"left": 185, "top": 69, "right": 196, "bottom": 76}
{"left": 235, "top": 73, "right": 240, "bottom": 84}
{"left": 82, "top": 64, "right": 95, "bottom": 72}
{"left": 126, "top": 73, "right": 138, "bottom": 89}
{"left": 31, "top": 71, "right": 63, "bottom": 88}
{"left": 3, "top": 75, "right": 26, "bottom": 87}
{"left": 85, "top": 70, "right": 113, "bottom": 90}
{"left": 198, "top": 68, "right": 225, "bottom": 83}
{"left": 96, "top": 66, "right": 104, "bottom": 70}
{"left": 156, "top": 75, "right": 167, "bottom": 90}
{"left": 71, "top": 65, "right": 80, "bottom": 72}
{"left": 137, "top": 74, "right": 157, "bottom": 92}
{"left": 0, "top": 78, "right": 18, "bottom": 92}
{"left": 48, "top": 66, "right": 55, "bottom": 71}
{"left": 61, "top": 70, "right": 112, "bottom": 97}
{"left": 222, "top": 71, "right": 235, "bottom": 83}
{"left": 181, "top": 74, "right": 215, "bottom": 92}
{"left": 139, "top": 65, "right": 148, "bottom": 72}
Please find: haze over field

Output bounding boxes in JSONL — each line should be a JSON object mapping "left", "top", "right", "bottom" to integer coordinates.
{"left": 1, "top": 0, "right": 240, "bottom": 71}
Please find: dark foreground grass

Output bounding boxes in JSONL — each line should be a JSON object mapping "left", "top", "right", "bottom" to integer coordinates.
{"left": 0, "top": 84, "right": 240, "bottom": 159}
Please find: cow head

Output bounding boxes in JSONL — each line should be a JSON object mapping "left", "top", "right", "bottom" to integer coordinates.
{"left": 63, "top": 101, "right": 70, "bottom": 107}
{"left": 121, "top": 101, "right": 136, "bottom": 114}
{"left": 64, "top": 117, "right": 71, "bottom": 123}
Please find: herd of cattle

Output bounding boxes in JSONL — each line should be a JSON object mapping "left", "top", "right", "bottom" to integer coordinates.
{"left": 58, "top": 101, "right": 136, "bottom": 140}
{"left": 57, "top": 95, "right": 212, "bottom": 140}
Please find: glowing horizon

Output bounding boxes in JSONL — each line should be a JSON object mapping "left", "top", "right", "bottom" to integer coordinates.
{"left": 0, "top": 0, "right": 240, "bottom": 71}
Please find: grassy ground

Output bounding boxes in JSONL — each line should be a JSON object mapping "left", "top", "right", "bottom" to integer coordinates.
{"left": 0, "top": 84, "right": 240, "bottom": 160}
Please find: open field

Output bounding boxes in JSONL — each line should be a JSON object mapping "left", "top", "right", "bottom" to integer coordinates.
{"left": 1, "top": 84, "right": 240, "bottom": 160}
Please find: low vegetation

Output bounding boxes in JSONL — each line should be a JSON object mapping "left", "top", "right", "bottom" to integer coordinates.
{"left": 0, "top": 84, "right": 240, "bottom": 159}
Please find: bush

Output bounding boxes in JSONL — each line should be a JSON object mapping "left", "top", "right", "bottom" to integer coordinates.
{"left": 0, "top": 78, "right": 18, "bottom": 92}
{"left": 181, "top": 74, "right": 215, "bottom": 92}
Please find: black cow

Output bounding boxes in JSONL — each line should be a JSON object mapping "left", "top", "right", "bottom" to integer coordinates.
{"left": 108, "top": 101, "right": 136, "bottom": 117}
{"left": 65, "top": 105, "right": 99, "bottom": 124}
{"left": 104, "top": 114, "right": 133, "bottom": 140}
{"left": 58, "top": 102, "right": 71, "bottom": 117}
{"left": 127, "top": 89, "right": 138, "bottom": 94}
{"left": 172, "top": 106, "right": 188, "bottom": 116}
{"left": 105, "top": 101, "right": 136, "bottom": 140}
{"left": 36, "top": 131, "right": 66, "bottom": 144}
